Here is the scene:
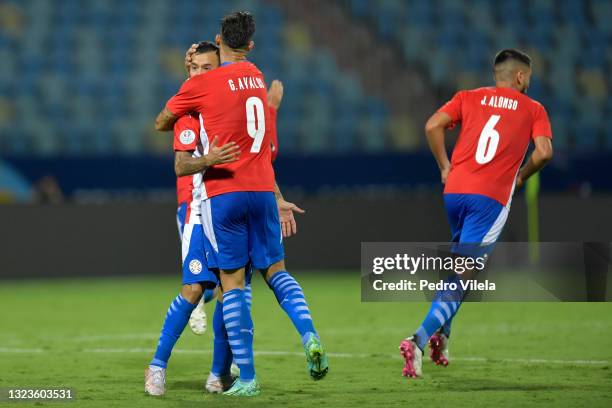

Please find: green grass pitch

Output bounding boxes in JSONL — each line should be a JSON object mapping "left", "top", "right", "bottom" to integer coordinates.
{"left": 1, "top": 272, "right": 611, "bottom": 407}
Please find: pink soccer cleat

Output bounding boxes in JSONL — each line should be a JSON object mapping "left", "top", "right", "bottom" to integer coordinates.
{"left": 399, "top": 337, "right": 423, "bottom": 378}
{"left": 428, "top": 333, "right": 450, "bottom": 366}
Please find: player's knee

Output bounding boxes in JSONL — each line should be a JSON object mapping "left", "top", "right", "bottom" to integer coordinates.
{"left": 263, "top": 260, "right": 286, "bottom": 282}
{"left": 219, "top": 267, "right": 246, "bottom": 291}
{"left": 181, "top": 284, "right": 203, "bottom": 304}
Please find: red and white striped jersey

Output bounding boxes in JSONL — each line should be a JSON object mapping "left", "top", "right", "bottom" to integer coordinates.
{"left": 439, "top": 86, "right": 552, "bottom": 205}
{"left": 166, "top": 61, "right": 276, "bottom": 199}
{"left": 174, "top": 114, "right": 203, "bottom": 224}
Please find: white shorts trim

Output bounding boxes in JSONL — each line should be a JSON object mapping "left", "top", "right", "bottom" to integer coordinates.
{"left": 482, "top": 206, "right": 509, "bottom": 244}
{"left": 200, "top": 199, "right": 218, "bottom": 252}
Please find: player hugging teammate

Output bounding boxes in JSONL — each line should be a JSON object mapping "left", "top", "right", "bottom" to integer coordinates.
{"left": 144, "top": 7, "right": 553, "bottom": 397}
{"left": 145, "top": 11, "right": 328, "bottom": 398}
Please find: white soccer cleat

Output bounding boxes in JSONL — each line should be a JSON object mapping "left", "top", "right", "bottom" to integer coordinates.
{"left": 189, "top": 298, "right": 207, "bottom": 335}
{"left": 205, "top": 372, "right": 236, "bottom": 394}
{"left": 145, "top": 365, "right": 166, "bottom": 396}
{"left": 230, "top": 362, "right": 240, "bottom": 378}
{"left": 399, "top": 336, "right": 423, "bottom": 378}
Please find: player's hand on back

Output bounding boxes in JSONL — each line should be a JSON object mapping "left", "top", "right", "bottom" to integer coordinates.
{"left": 267, "top": 80, "right": 284, "bottom": 110}
{"left": 277, "top": 199, "right": 305, "bottom": 238}
{"left": 206, "top": 136, "right": 241, "bottom": 166}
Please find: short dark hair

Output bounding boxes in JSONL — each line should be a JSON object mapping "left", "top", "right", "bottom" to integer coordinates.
{"left": 494, "top": 49, "right": 531, "bottom": 68}
{"left": 194, "top": 40, "right": 219, "bottom": 55}
{"left": 220, "top": 11, "right": 255, "bottom": 50}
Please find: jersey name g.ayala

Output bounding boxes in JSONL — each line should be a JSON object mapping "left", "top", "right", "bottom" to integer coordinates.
{"left": 166, "top": 61, "right": 275, "bottom": 199}
{"left": 439, "top": 86, "right": 552, "bottom": 205}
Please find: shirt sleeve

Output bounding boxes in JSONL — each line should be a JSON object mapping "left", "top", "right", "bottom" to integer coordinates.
{"left": 166, "top": 77, "right": 204, "bottom": 118}
{"left": 437, "top": 91, "right": 463, "bottom": 129}
{"left": 531, "top": 103, "right": 553, "bottom": 140}
{"left": 173, "top": 116, "right": 200, "bottom": 152}
{"left": 268, "top": 106, "right": 278, "bottom": 162}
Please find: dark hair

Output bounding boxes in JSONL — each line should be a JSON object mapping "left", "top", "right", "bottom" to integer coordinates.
{"left": 194, "top": 40, "right": 219, "bottom": 55}
{"left": 220, "top": 11, "right": 255, "bottom": 50}
{"left": 494, "top": 49, "right": 531, "bottom": 67}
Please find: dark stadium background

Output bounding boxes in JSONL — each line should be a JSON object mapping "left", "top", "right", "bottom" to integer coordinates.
{"left": 0, "top": 0, "right": 611, "bottom": 278}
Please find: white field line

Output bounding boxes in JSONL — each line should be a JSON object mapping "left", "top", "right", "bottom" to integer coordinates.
{"left": 2, "top": 332, "right": 610, "bottom": 366}
{"left": 72, "top": 333, "right": 160, "bottom": 341}
{"left": 79, "top": 348, "right": 608, "bottom": 365}
{"left": 81, "top": 348, "right": 368, "bottom": 359}
{"left": 0, "top": 346, "right": 608, "bottom": 365}
{"left": 0, "top": 347, "right": 44, "bottom": 353}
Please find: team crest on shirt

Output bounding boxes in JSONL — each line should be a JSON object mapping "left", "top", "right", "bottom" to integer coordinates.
{"left": 179, "top": 129, "right": 196, "bottom": 145}
{"left": 189, "top": 259, "right": 202, "bottom": 274}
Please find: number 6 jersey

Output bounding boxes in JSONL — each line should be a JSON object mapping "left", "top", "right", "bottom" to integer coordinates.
{"left": 166, "top": 61, "right": 275, "bottom": 199}
{"left": 439, "top": 86, "right": 552, "bottom": 206}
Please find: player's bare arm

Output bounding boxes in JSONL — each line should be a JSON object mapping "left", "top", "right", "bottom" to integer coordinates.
{"left": 516, "top": 136, "right": 553, "bottom": 188}
{"left": 274, "top": 182, "right": 305, "bottom": 238}
{"left": 174, "top": 137, "right": 241, "bottom": 177}
{"left": 155, "top": 108, "right": 178, "bottom": 131}
{"left": 267, "top": 80, "right": 283, "bottom": 110}
{"left": 425, "top": 111, "right": 453, "bottom": 184}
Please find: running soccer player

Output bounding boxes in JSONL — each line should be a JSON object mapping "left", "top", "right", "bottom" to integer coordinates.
{"left": 399, "top": 49, "right": 553, "bottom": 378}
{"left": 155, "top": 12, "right": 328, "bottom": 396}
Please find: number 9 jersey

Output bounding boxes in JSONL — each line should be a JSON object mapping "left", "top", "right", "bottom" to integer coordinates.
{"left": 439, "top": 86, "right": 552, "bottom": 206}
{"left": 166, "top": 61, "right": 275, "bottom": 199}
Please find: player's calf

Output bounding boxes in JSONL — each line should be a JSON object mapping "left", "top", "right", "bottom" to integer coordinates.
{"left": 218, "top": 271, "right": 256, "bottom": 385}
{"left": 181, "top": 283, "right": 203, "bottom": 304}
{"left": 264, "top": 263, "right": 316, "bottom": 344}
{"left": 147, "top": 293, "right": 197, "bottom": 391}
{"left": 264, "top": 264, "right": 328, "bottom": 380}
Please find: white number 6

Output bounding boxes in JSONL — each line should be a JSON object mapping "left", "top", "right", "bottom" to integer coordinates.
{"left": 245, "top": 96, "right": 266, "bottom": 153}
{"left": 475, "top": 114, "right": 500, "bottom": 164}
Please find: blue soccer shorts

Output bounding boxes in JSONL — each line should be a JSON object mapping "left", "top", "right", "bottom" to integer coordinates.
{"left": 443, "top": 193, "right": 509, "bottom": 257}
{"left": 176, "top": 203, "right": 218, "bottom": 287}
{"left": 201, "top": 191, "right": 285, "bottom": 271}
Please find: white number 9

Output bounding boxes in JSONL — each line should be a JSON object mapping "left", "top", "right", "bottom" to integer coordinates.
{"left": 245, "top": 96, "right": 266, "bottom": 153}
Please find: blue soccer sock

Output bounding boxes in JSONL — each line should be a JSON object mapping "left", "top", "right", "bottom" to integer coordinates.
{"left": 211, "top": 300, "right": 232, "bottom": 377}
{"left": 414, "top": 276, "right": 464, "bottom": 351}
{"left": 268, "top": 271, "right": 318, "bottom": 346}
{"left": 244, "top": 284, "right": 252, "bottom": 311}
{"left": 150, "top": 294, "right": 197, "bottom": 368}
{"left": 223, "top": 289, "right": 255, "bottom": 381}
{"left": 440, "top": 302, "right": 462, "bottom": 337}
{"left": 203, "top": 288, "right": 216, "bottom": 303}
{"left": 229, "top": 284, "right": 252, "bottom": 368}
{"left": 441, "top": 317, "right": 453, "bottom": 337}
